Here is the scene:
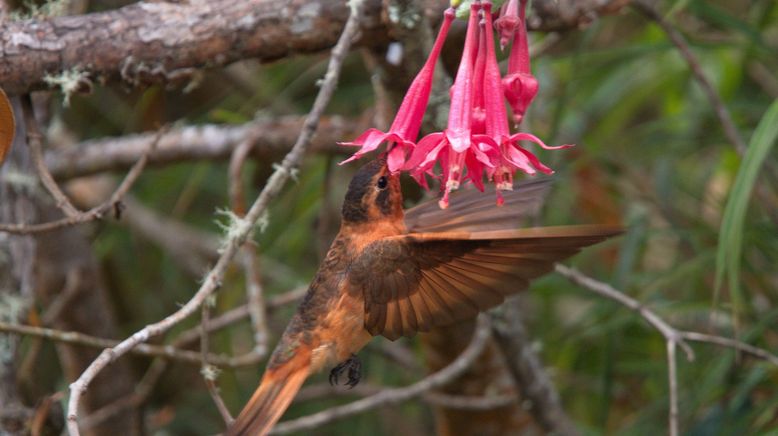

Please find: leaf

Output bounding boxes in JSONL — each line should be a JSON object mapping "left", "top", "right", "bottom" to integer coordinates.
{"left": 714, "top": 99, "right": 778, "bottom": 318}
{"left": 0, "top": 87, "right": 15, "bottom": 167}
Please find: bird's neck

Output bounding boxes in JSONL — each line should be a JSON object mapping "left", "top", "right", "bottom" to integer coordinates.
{"left": 339, "top": 218, "right": 406, "bottom": 253}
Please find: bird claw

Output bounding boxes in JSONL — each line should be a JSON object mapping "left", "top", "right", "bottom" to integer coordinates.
{"left": 329, "top": 354, "right": 361, "bottom": 388}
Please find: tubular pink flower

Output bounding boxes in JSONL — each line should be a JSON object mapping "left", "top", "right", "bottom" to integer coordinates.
{"left": 481, "top": 1, "right": 572, "bottom": 199}
{"left": 494, "top": 0, "right": 520, "bottom": 50}
{"left": 339, "top": 8, "right": 456, "bottom": 173}
{"left": 445, "top": 3, "right": 479, "bottom": 155}
{"left": 501, "top": 0, "right": 537, "bottom": 125}
{"left": 405, "top": 3, "right": 496, "bottom": 208}
{"left": 471, "top": 14, "right": 488, "bottom": 137}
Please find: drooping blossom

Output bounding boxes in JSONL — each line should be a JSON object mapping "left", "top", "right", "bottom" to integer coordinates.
{"left": 493, "top": 0, "right": 520, "bottom": 49}
{"left": 500, "top": 0, "right": 538, "bottom": 125}
{"left": 341, "top": 0, "right": 572, "bottom": 208}
{"left": 480, "top": 1, "right": 572, "bottom": 205}
{"left": 339, "top": 9, "right": 456, "bottom": 173}
{"left": 405, "top": 2, "right": 496, "bottom": 208}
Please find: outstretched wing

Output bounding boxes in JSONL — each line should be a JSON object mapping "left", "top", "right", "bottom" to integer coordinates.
{"left": 404, "top": 178, "right": 552, "bottom": 233}
{"left": 347, "top": 226, "right": 621, "bottom": 341}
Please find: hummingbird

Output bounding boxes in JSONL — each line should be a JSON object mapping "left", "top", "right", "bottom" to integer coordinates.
{"left": 226, "top": 157, "right": 621, "bottom": 435}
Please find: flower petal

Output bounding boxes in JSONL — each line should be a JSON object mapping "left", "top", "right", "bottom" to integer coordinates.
{"left": 504, "top": 144, "right": 537, "bottom": 175}
{"left": 510, "top": 132, "right": 574, "bottom": 150}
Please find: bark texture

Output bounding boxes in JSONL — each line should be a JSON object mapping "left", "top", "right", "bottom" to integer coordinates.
{"left": 0, "top": 0, "right": 628, "bottom": 95}
{"left": 421, "top": 322, "right": 532, "bottom": 436}
{"left": 0, "top": 98, "right": 37, "bottom": 436}
{"left": 45, "top": 115, "right": 359, "bottom": 180}
{"left": 33, "top": 207, "right": 143, "bottom": 436}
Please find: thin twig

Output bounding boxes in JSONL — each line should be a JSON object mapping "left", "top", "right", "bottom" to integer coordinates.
{"left": 423, "top": 392, "right": 516, "bottom": 411}
{"left": 241, "top": 248, "right": 269, "bottom": 354}
{"left": 65, "top": 1, "right": 368, "bottom": 433}
{"left": 175, "top": 286, "right": 307, "bottom": 347}
{"left": 229, "top": 138, "right": 270, "bottom": 354}
{"left": 21, "top": 94, "right": 80, "bottom": 217}
{"left": 632, "top": 0, "right": 746, "bottom": 155}
{"left": 42, "top": 268, "right": 83, "bottom": 325}
{"left": 228, "top": 139, "right": 253, "bottom": 215}
{"left": 633, "top": 0, "right": 778, "bottom": 223}
{"left": 78, "top": 287, "right": 307, "bottom": 430}
{"left": 0, "top": 321, "right": 246, "bottom": 367}
{"left": 200, "top": 300, "right": 234, "bottom": 426}
{"left": 81, "top": 359, "right": 168, "bottom": 430}
{"left": 269, "top": 315, "right": 491, "bottom": 435}
{"left": 0, "top": 127, "right": 165, "bottom": 234}
{"left": 295, "top": 381, "right": 516, "bottom": 411}
{"left": 667, "top": 340, "right": 679, "bottom": 436}
{"left": 555, "top": 264, "right": 778, "bottom": 436}
{"left": 556, "top": 263, "right": 691, "bottom": 436}
{"left": 555, "top": 264, "right": 695, "bottom": 360}
{"left": 680, "top": 331, "right": 778, "bottom": 366}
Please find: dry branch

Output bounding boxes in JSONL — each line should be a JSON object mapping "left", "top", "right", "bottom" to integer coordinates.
{"left": 555, "top": 264, "right": 778, "bottom": 435}
{"left": 0, "top": 0, "right": 628, "bottom": 95}
{"left": 490, "top": 298, "right": 580, "bottom": 436}
{"left": 0, "top": 321, "right": 246, "bottom": 367}
{"left": 45, "top": 116, "right": 358, "bottom": 180}
{"left": 229, "top": 139, "right": 270, "bottom": 355}
{"left": 200, "top": 303, "right": 234, "bottom": 426}
{"left": 0, "top": 128, "right": 162, "bottom": 234}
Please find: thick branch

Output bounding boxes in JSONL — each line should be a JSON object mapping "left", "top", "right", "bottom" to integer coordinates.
{"left": 490, "top": 298, "right": 580, "bottom": 436}
{"left": 0, "top": 0, "right": 628, "bottom": 95}
{"left": 45, "top": 116, "right": 357, "bottom": 180}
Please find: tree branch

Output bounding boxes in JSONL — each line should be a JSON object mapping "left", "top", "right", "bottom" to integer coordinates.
{"left": 200, "top": 302, "right": 234, "bottom": 426}
{"left": 490, "top": 298, "right": 580, "bottom": 436}
{"left": 0, "top": 128, "right": 163, "bottom": 234}
{"left": 555, "top": 264, "right": 778, "bottom": 435}
{"left": 0, "top": 0, "right": 629, "bottom": 95}
{"left": 45, "top": 116, "right": 358, "bottom": 180}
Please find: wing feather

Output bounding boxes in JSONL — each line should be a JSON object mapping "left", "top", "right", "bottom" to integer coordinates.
{"left": 350, "top": 225, "right": 622, "bottom": 339}
{"left": 405, "top": 178, "right": 552, "bottom": 233}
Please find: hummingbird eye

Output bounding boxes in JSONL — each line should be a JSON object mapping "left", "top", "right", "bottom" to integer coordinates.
{"left": 376, "top": 176, "right": 388, "bottom": 190}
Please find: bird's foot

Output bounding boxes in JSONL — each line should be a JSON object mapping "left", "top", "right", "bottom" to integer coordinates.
{"left": 329, "top": 354, "right": 361, "bottom": 389}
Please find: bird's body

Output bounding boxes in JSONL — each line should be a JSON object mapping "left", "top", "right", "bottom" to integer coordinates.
{"left": 226, "top": 158, "right": 621, "bottom": 435}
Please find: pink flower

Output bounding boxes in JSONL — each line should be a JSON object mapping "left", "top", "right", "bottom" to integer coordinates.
{"left": 501, "top": 0, "right": 538, "bottom": 125}
{"left": 405, "top": 3, "right": 496, "bottom": 209}
{"left": 494, "top": 0, "right": 520, "bottom": 50}
{"left": 340, "top": 0, "right": 572, "bottom": 209}
{"left": 480, "top": 1, "right": 572, "bottom": 202}
{"left": 339, "top": 9, "right": 456, "bottom": 173}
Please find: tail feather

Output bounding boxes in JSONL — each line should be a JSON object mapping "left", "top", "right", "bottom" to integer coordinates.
{"left": 225, "top": 364, "right": 310, "bottom": 436}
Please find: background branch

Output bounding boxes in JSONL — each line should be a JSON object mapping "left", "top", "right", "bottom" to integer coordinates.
{"left": 0, "top": 0, "right": 628, "bottom": 95}
{"left": 45, "top": 116, "right": 359, "bottom": 180}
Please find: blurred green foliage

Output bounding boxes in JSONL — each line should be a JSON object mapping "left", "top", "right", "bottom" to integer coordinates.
{"left": 37, "top": 0, "right": 778, "bottom": 434}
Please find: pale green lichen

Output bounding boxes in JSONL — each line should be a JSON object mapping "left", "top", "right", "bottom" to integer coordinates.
{"left": 43, "top": 67, "right": 91, "bottom": 107}
{"left": 387, "top": 3, "right": 422, "bottom": 30}
{"left": 10, "top": 0, "right": 69, "bottom": 20}
{"left": 272, "top": 163, "right": 299, "bottom": 182}
{"left": 0, "top": 167, "right": 39, "bottom": 194}
{"left": 214, "top": 209, "right": 268, "bottom": 253}
{"left": 0, "top": 293, "right": 29, "bottom": 365}
{"left": 454, "top": 0, "right": 509, "bottom": 19}
{"left": 200, "top": 364, "right": 221, "bottom": 381}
